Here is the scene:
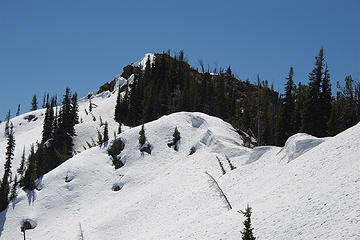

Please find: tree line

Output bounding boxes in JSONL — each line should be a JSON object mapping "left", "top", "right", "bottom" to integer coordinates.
{"left": 114, "top": 49, "right": 359, "bottom": 146}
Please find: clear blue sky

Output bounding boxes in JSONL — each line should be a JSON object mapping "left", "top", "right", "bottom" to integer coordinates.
{"left": 1, "top": 0, "right": 359, "bottom": 119}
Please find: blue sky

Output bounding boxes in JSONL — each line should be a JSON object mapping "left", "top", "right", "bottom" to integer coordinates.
{"left": 0, "top": 0, "right": 359, "bottom": 118}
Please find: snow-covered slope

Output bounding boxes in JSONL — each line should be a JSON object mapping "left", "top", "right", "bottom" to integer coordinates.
{"left": 0, "top": 56, "right": 359, "bottom": 239}
{"left": 0, "top": 108, "right": 359, "bottom": 239}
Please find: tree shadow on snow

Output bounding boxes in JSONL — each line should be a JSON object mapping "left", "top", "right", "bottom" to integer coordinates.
{"left": 25, "top": 190, "right": 36, "bottom": 205}
{"left": 0, "top": 208, "right": 8, "bottom": 236}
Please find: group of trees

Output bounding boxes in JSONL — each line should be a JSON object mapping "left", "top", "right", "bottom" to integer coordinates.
{"left": 22, "top": 88, "right": 78, "bottom": 190}
{"left": 115, "top": 51, "right": 238, "bottom": 129}
{"left": 114, "top": 49, "right": 359, "bottom": 146}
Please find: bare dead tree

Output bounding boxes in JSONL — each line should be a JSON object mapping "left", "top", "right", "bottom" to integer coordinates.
{"left": 216, "top": 156, "right": 226, "bottom": 175}
{"left": 79, "top": 223, "right": 84, "bottom": 240}
{"left": 205, "top": 171, "right": 232, "bottom": 210}
{"left": 225, "top": 155, "right": 236, "bottom": 170}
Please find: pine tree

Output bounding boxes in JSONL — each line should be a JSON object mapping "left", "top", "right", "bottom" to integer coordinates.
{"left": 302, "top": 48, "right": 331, "bottom": 137}
{"left": 17, "top": 147, "right": 26, "bottom": 176}
{"left": 240, "top": 204, "right": 256, "bottom": 240}
{"left": 138, "top": 124, "right": 146, "bottom": 146}
{"left": 42, "top": 93, "right": 46, "bottom": 108}
{"left": 16, "top": 104, "right": 21, "bottom": 116}
{"left": 0, "top": 123, "right": 15, "bottom": 211}
{"left": 31, "top": 94, "right": 38, "bottom": 111}
{"left": 278, "top": 67, "right": 296, "bottom": 145}
{"left": 114, "top": 87, "right": 121, "bottom": 123}
{"left": 55, "top": 88, "right": 76, "bottom": 157}
{"left": 319, "top": 63, "right": 332, "bottom": 136}
{"left": 4, "top": 109, "right": 10, "bottom": 137}
{"left": 21, "top": 145, "right": 36, "bottom": 190}
{"left": 103, "top": 121, "right": 109, "bottom": 143}
{"left": 42, "top": 98, "right": 55, "bottom": 143}
{"left": 171, "top": 127, "right": 181, "bottom": 151}
{"left": 71, "top": 92, "right": 79, "bottom": 125}
{"left": 9, "top": 175, "right": 18, "bottom": 202}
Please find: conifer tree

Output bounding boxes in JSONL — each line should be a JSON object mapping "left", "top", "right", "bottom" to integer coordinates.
{"left": 4, "top": 109, "right": 10, "bottom": 137}
{"left": 42, "top": 98, "right": 55, "bottom": 143}
{"left": 17, "top": 147, "right": 26, "bottom": 176}
{"left": 114, "top": 87, "right": 121, "bottom": 123}
{"left": 278, "top": 67, "right": 296, "bottom": 145}
{"left": 54, "top": 88, "right": 76, "bottom": 157}
{"left": 319, "top": 63, "right": 332, "bottom": 135}
{"left": 16, "top": 104, "right": 21, "bottom": 116}
{"left": 71, "top": 92, "right": 79, "bottom": 125}
{"left": 21, "top": 145, "right": 36, "bottom": 190}
{"left": 138, "top": 124, "right": 146, "bottom": 146}
{"left": 42, "top": 93, "right": 46, "bottom": 108}
{"left": 240, "top": 204, "right": 256, "bottom": 240}
{"left": 302, "top": 48, "right": 331, "bottom": 137}
{"left": 103, "top": 121, "right": 109, "bottom": 143}
{"left": 0, "top": 123, "right": 15, "bottom": 211}
{"left": 31, "top": 94, "right": 38, "bottom": 111}
{"left": 171, "top": 127, "right": 181, "bottom": 151}
{"left": 9, "top": 175, "right": 18, "bottom": 202}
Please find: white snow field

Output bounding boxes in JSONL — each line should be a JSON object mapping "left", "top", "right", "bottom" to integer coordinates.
{"left": 0, "top": 55, "right": 358, "bottom": 239}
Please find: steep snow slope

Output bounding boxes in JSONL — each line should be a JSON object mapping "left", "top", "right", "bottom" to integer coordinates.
{"left": 0, "top": 74, "right": 133, "bottom": 177}
{"left": 1, "top": 109, "right": 359, "bottom": 239}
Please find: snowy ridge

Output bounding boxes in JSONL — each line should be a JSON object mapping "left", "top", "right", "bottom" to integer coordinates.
{"left": 132, "top": 53, "right": 155, "bottom": 70}
{"left": 0, "top": 71, "right": 359, "bottom": 239}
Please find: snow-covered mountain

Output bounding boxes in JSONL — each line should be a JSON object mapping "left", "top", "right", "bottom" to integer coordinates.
{"left": 0, "top": 54, "right": 359, "bottom": 239}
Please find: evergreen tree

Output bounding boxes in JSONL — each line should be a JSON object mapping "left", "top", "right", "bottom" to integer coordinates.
{"left": 171, "top": 127, "right": 181, "bottom": 151}
{"left": 240, "top": 204, "right": 256, "bottom": 240}
{"left": 302, "top": 48, "right": 331, "bottom": 137}
{"left": 42, "top": 98, "right": 55, "bottom": 143}
{"left": 42, "top": 93, "right": 46, "bottom": 108}
{"left": 17, "top": 147, "right": 26, "bottom": 176}
{"left": 0, "top": 123, "right": 15, "bottom": 211}
{"left": 114, "top": 87, "right": 121, "bottom": 123}
{"left": 138, "top": 124, "right": 146, "bottom": 146}
{"left": 4, "top": 109, "right": 10, "bottom": 137}
{"left": 71, "top": 92, "right": 79, "bottom": 125}
{"left": 340, "top": 75, "right": 359, "bottom": 129}
{"left": 21, "top": 145, "right": 36, "bottom": 190}
{"left": 31, "top": 94, "right": 38, "bottom": 111}
{"left": 54, "top": 88, "right": 76, "bottom": 157}
{"left": 278, "top": 67, "right": 296, "bottom": 145}
{"left": 319, "top": 63, "right": 332, "bottom": 136}
{"left": 16, "top": 104, "right": 21, "bottom": 116}
{"left": 103, "top": 121, "right": 109, "bottom": 143}
{"left": 9, "top": 175, "right": 18, "bottom": 202}
{"left": 294, "top": 83, "right": 308, "bottom": 133}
